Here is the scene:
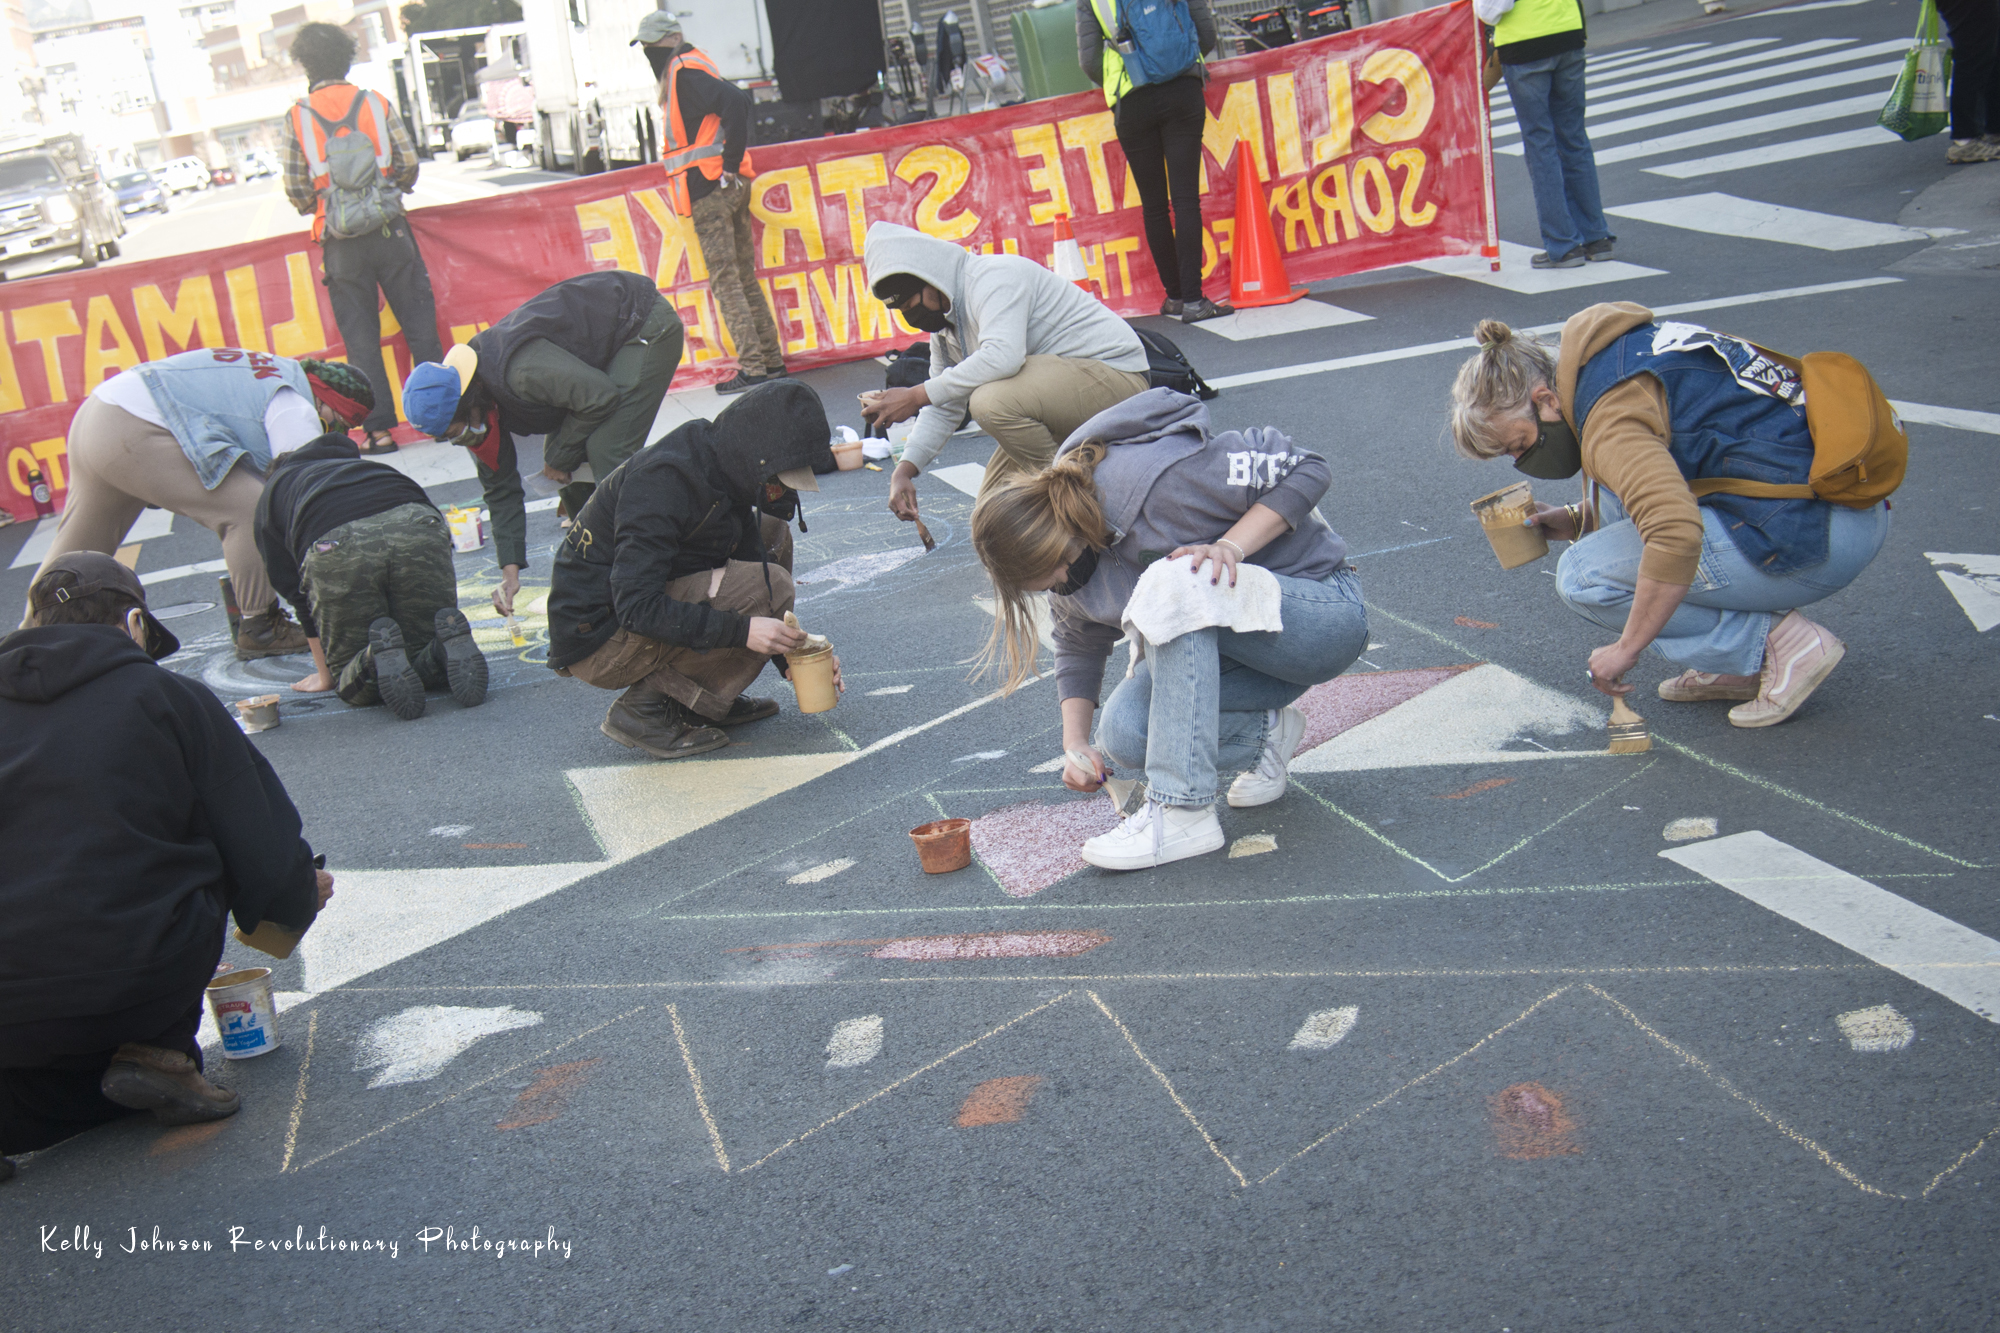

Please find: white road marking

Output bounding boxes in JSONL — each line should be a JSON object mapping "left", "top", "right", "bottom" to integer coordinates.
{"left": 1836, "top": 1003, "right": 1914, "bottom": 1053}
{"left": 930, "top": 462, "right": 989, "bottom": 497}
{"left": 3, "top": 510, "right": 169, "bottom": 569}
{"left": 1662, "top": 832, "right": 2000, "bottom": 1024}
{"left": 788, "top": 858, "right": 857, "bottom": 884}
{"left": 138, "top": 558, "right": 228, "bottom": 586}
{"left": 1756, "top": 0, "right": 1878, "bottom": 12}
{"left": 376, "top": 437, "right": 478, "bottom": 489}
{"left": 824, "top": 1015, "right": 884, "bottom": 1068}
{"left": 1510, "top": 40, "right": 1909, "bottom": 128}
{"left": 1411, "top": 239, "right": 1666, "bottom": 293}
{"left": 1647, "top": 126, "right": 1905, "bottom": 178}
{"left": 1924, "top": 553, "right": 2000, "bottom": 632}
{"left": 1590, "top": 39, "right": 1840, "bottom": 100}
{"left": 1191, "top": 300, "right": 1373, "bottom": 341}
{"left": 797, "top": 547, "right": 927, "bottom": 592}
{"left": 430, "top": 825, "right": 474, "bottom": 837}
{"left": 1291, "top": 663, "right": 1609, "bottom": 772}
{"left": 1896, "top": 403, "right": 2000, "bottom": 435}
{"left": 1030, "top": 756, "right": 1066, "bottom": 773}
{"left": 1288, "top": 1006, "right": 1359, "bottom": 1051}
{"left": 952, "top": 749, "right": 1008, "bottom": 763}
{"left": 355, "top": 1005, "right": 544, "bottom": 1088}
{"left": 526, "top": 496, "right": 562, "bottom": 513}
{"left": 1604, "top": 193, "right": 1943, "bottom": 250}
{"left": 972, "top": 592, "right": 1056, "bottom": 650}
{"left": 1531, "top": 62, "right": 1909, "bottom": 145}
{"left": 866, "top": 684, "right": 915, "bottom": 695}
{"left": 1229, "top": 833, "right": 1278, "bottom": 858}
{"left": 1593, "top": 94, "right": 1882, "bottom": 165}
{"left": 1663, "top": 817, "right": 1720, "bottom": 842}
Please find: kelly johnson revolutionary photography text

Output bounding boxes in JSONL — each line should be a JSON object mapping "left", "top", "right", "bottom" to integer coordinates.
{"left": 38, "top": 1224, "right": 572, "bottom": 1261}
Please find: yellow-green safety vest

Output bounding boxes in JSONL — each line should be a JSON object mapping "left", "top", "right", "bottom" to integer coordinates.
{"left": 1492, "top": 0, "right": 1583, "bottom": 49}
{"left": 1090, "top": 0, "right": 1133, "bottom": 106}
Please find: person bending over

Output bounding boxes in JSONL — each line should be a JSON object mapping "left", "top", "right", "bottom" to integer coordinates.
{"left": 972, "top": 388, "right": 1366, "bottom": 871}
{"left": 546, "top": 381, "right": 838, "bottom": 759}
{"left": 0, "top": 555, "right": 332, "bottom": 1181}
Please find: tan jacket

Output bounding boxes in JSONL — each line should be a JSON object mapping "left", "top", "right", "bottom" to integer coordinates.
{"left": 1555, "top": 302, "right": 1706, "bottom": 587}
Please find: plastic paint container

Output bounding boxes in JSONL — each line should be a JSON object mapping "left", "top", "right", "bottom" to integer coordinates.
{"left": 206, "top": 967, "right": 280, "bottom": 1059}
{"left": 788, "top": 644, "right": 838, "bottom": 713}
{"left": 235, "top": 694, "right": 280, "bottom": 732}
{"left": 1470, "top": 481, "right": 1550, "bottom": 570}
{"left": 445, "top": 506, "right": 485, "bottom": 553}
{"left": 909, "top": 818, "right": 973, "bottom": 873}
{"left": 832, "top": 440, "right": 865, "bottom": 470}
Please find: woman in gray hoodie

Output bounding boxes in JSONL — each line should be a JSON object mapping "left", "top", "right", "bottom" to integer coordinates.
{"left": 971, "top": 388, "right": 1366, "bottom": 871}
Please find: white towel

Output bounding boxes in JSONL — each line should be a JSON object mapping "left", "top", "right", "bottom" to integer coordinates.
{"left": 1120, "top": 554, "right": 1283, "bottom": 653}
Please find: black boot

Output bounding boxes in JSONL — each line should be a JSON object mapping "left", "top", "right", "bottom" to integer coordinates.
{"left": 368, "top": 617, "right": 426, "bottom": 720}
{"left": 601, "top": 687, "right": 728, "bottom": 759}
{"left": 431, "top": 607, "right": 488, "bottom": 707}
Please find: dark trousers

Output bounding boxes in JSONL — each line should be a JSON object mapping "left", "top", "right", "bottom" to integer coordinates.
{"left": 1116, "top": 75, "right": 1208, "bottom": 303}
{"left": 1941, "top": 0, "right": 2000, "bottom": 139}
{"left": 323, "top": 221, "right": 445, "bottom": 434}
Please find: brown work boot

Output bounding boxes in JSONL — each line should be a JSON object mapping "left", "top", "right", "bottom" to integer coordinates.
{"left": 601, "top": 688, "right": 729, "bottom": 759}
{"left": 715, "top": 696, "right": 779, "bottom": 726}
{"left": 234, "top": 606, "right": 309, "bottom": 660}
{"left": 99, "top": 1044, "right": 241, "bottom": 1126}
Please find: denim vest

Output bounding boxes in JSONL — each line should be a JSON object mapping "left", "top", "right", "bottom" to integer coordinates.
{"left": 1573, "top": 325, "right": 1829, "bottom": 574}
{"left": 131, "top": 349, "right": 313, "bottom": 490}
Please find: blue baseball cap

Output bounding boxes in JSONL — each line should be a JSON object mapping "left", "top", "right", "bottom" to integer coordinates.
{"left": 403, "top": 344, "right": 478, "bottom": 438}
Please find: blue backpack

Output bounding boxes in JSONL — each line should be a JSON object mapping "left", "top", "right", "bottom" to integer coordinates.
{"left": 1107, "top": 0, "right": 1202, "bottom": 88}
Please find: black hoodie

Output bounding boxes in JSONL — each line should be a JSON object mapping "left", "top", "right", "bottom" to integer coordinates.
{"left": 0, "top": 625, "right": 319, "bottom": 1047}
{"left": 545, "top": 381, "right": 833, "bottom": 670}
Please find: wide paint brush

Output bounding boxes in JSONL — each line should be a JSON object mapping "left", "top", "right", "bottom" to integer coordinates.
{"left": 1607, "top": 695, "right": 1652, "bottom": 754}
{"left": 914, "top": 517, "right": 936, "bottom": 552}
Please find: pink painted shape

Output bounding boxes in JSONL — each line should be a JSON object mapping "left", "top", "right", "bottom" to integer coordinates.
{"left": 867, "top": 930, "right": 1112, "bottom": 961}
{"left": 1294, "top": 666, "right": 1477, "bottom": 755}
{"left": 970, "top": 798, "right": 1123, "bottom": 898}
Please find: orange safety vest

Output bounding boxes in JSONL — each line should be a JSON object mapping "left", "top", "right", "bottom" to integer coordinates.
{"left": 290, "top": 84, "right": 397, "bottom": 242}
{"left": 660, "top": 46, "right": 756, "bottom": 217}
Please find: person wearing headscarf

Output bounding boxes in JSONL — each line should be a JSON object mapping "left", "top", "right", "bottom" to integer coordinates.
{"left": 26, "top": 350, "right": 375, "bottom": 661}
{"left": 544, "top": 381, "right": 837, "bottom": 759}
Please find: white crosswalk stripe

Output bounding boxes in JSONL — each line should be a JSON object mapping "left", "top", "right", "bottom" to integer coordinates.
{"left": 1604, "top": 193, "right": 1946, "bottom": 250}
{"left": 1648, "top": 125, "right": 1905, "bottom": 177}
{"left": 1592, "top": 94, "right": 1883, "bottom": 165}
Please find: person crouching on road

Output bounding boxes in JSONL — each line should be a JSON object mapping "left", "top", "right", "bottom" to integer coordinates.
{"left": 26, "top": 350, "right": 376, "bottom": 661}
{"left": 0, "top": 555, "right": 332, "bottom": 1179}
{"left": 972, "top": 388, "right": 1366, "bottom": 872}
{"left": 1448, "top": 305, "right": 1891, "bottom": 726}
{"left": 254, "top": 434, "right": 487, "bottom": 721}
{"left": 546, "top": 381, "right": 839, "bottom": 760}
{"left": 402, "top": 270, "right": 686, "bottom": 620}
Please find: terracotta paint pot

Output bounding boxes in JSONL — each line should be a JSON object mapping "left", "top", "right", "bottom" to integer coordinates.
{"left": 832, "top": 441, "right": 865, "bottom": 471}
{"left": 206, "top": 966, "right": 280, "bottom": 1059}
{"left": 910, "top": 818, "right": 973, "bottom": 873}
{"left": 788, "top": 645, "right": 838, "bottom": 713}
{"left": 1470, "top": 481, "right": 1549, "bottom": 570}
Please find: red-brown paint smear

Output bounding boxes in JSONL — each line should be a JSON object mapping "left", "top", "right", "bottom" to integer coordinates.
{"left": 150, "top": 1120, "right": 230, "bottom": 1156}
{"left": 1489, "top": 1082, "right": 1582, "bottom": 1159}
{"left": 497, "top": 1058, "right": 601, "bottom": 1131}
{"left": 1454, "top": 617, "right": 1500, "bottom": 629}
{"left": 956, "top": 1076, "right": 1044, "bottom": 1127}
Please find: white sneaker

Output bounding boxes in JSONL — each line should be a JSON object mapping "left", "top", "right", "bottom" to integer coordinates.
{"left": 1080, "top": 801, "right": 1225, "bottom": 871}
{"left": 1227, "top": 706, "right": 1307, "bottom": 808}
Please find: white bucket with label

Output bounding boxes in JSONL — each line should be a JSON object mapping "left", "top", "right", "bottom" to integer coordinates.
{"left": 206, "top": 966, "right": 280, "bottom": 1059}
{"left": 446, "top": 507, "right": 485, "bottom": 553}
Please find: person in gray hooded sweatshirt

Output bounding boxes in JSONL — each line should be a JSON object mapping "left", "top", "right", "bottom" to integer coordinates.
{"left": 860, "top": 221, "right": 1151, "bottom": 526}
{"left": 971, "top": 387, "right": 1366, "bottom": 871}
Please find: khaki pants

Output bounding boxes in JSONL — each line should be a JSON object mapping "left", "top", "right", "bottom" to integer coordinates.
{"left": 564, "top": 515, "right": 793, "bottom": 721}
{"left": 692, "top": 181, "right": 785, "bottom": 377}
{"left": 32, "top": 395, "right": 278, "bottom": 615}
{"left": 969, "top": 356, "right": 1152, "bottom": 503}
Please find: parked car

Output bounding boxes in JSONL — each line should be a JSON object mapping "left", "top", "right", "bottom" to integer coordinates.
{"left": 240, "top": 149, "right": 277, "bottom": 179}
{"left": 109, "top": 169, "right": 169, "bottom": 215}
{"left": 208, "top": 164, "right": 236, "bottom": 186}
{"left": 158, "top": 156, "right": 211, "bottom": 194}
{"left": 449, "top": 103, "right": 496, "bottom": 161}
{"left": 0, "top": 134, "right": 125, "bottom": 280}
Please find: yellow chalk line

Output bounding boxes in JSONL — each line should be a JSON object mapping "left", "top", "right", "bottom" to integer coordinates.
{"left": 1087, "top": 990, "right": 1248, "bottom": 1188}
{"left": 1923, "top": 1120, "right": 2000, "bottom": 1198}
{"left": 666, "top": 1003, "right": 731, "bottom": 1174}
{"left": 278, "top": 1010, "right": 317, "bottom": 1175}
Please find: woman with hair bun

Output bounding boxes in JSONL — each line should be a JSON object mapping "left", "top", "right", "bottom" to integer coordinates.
{"left": 1448, "top": 302, "right": 1890, "bottom": 727}
{"left": 972, "top": 387, "right": 1365, "bottom": 871}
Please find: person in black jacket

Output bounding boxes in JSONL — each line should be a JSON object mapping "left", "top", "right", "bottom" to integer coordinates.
{"left": 546, "top": 381, "right": 837, "bottom": 758}
{"left": 0, "top": 554, "right": 332, "bottom": 1177}
{"left": 254, "top": 434, "right": 487, "bottom": 721}
{"left": 402, "top": 270, "right": 685, "bottom": 619}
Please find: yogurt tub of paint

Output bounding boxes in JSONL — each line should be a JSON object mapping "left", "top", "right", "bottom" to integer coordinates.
{"left": 909, "top": 818, "right": 973, "bottom": 874}
{"left": 832, "top": 440, "right": 865, "bottom": 471}
{"left": 1470, "top": 481, "right": 1549, "bottom": 570}
{"left": 787, "top": 644, "right": 838, "bottom": 713}
{"left": 206, "top": 967, "right": 280, "bottom": 1059}
{"left": 235, "top": 694, "right": 281, "bottom": 733}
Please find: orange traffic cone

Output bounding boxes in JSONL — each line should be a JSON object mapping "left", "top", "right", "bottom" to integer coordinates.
{"left": 1051, "top": 212, "right": 1092, "bottom": 292}
{"left": 1229, "top": 142, "right": 1307, "bottom": 309}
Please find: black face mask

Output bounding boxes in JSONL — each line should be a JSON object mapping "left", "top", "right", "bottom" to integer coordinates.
{"left": 901, "top": 299, "right": 950, "bottom": 333}
{"left": 644, "top": 45, "right": 672, "bottom": 78}
{"left": 1050, "top": 547, "right": 1098, "bottom": 597}
{"left": 760, "top": 480, "right": 801, "bottom": 525}
{"left": 1513, "top": 414, "right": 1583, "bottom": 480}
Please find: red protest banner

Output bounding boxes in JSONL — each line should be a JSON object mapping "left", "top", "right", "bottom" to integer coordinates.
{"left": 0, "top": 2, "right": 1489, "bottom": 523}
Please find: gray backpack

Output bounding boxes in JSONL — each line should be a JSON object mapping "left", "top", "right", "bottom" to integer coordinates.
{"left": 296, "top": 90, "right": 404, "bottom": 239}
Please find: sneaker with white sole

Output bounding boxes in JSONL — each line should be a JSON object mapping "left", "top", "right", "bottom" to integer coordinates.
{"left": 1080, "top": 800, "right": 1225, "bottom": 871}
{"left": 1728, "top": 611, "right": 1845, "bottom": 728}
{"left": 1657, "top": 669, "right": 1759, "bottom": 703}
{"left": 1228, "top": 705, "right": 1307, "bottom": 808}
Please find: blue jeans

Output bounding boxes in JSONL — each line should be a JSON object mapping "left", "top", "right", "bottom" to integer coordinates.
{"left": 1096, "top": 568, "right": 1367, "bottom": 806}
{"left": 1556, "top": 492, "right": 1890, "bottom": 676}
{"left": 1502, "top": 49, "right": 1609, "bottom": 261}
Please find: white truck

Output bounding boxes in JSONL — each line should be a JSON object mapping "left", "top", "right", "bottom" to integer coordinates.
{"left": 519, "top": 0, "right": 775, "bottom": 173}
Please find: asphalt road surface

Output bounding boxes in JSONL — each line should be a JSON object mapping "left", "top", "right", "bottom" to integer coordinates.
{"left": 4, "top": 1, "right": 1998, "bottom": 1328}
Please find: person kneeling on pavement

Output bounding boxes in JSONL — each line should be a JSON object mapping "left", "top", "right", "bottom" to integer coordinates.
{"left": 254, "top": 433, "right": 487, "bottom": 721}
{"left": 546, "top": 381, "right": 839, "bottom": 758}
{"left": 0, "top": 555, "right": 332, "bottom": 1180}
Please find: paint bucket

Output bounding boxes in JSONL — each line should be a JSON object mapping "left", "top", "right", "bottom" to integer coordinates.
{"left": 235, "top": 694, "right": 280, "bottom": 732}
{"left": 909, "top": 818, "right": 973, "bottom": 874}
{"left": 445, "top": 506, "right": 485, "bottom": 553}
{"left": 205, "top": 967, "right": 280, "bottom": 1059}
{"left": 832, "top": 440, "right": 865, "bottom": 471}
{"left": 1471, "top": 482, "right": 1549, "bottom": 570}
{"left": 787, "top": 644, "right": 838, "bottom": 714}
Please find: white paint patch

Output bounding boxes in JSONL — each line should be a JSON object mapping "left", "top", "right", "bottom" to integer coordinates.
{"left": 1663, "top": 817, "right": 1719, "bottom": 842}
{"left": 929, "top": 462, "right": 989, "bottom": 497}
{"left": 1029, "top": 756, "right": 1067, "bottom": 773}
{"left": 1229, "top": 833, "right": 1278, "bottom": 858}
{"left": 796, "top": 547, "right": 927, "bottom": 591}
{"left": 1663, "top": 832, "right": 2000, "bottom": 1024}
{"left": 1605, "top": 193, "right": 1941, "bottom": 249}
{"left": 430, "top": 825, "right": 474, "bottom": 837}
{"left": 355, "top": 1005, "right": 543, "bottom": 1088}
{"left": 137, "top": 558, "right": 229, "bottom": 587}
{"left": 788, "top": 858, "right": 857, "bottom": 885}
{"left": 374, "top": 437, "right": 480, "bottom": 490}
{"left": 866, "top": 684, "right": 915, "bottom": 696}
{"left": 1923, "top": 553, "right": 2000, "bottom": 633}
{"left": 1288, "top": 1006, "right": 1359, "bottom": 1051}
{"left": 1291, "top": 663, "right": 1607, "bottom": 772}
{"left": 952, "top": 750, "right": 1008, "bottom": 763}
{"left": 1836, "top": 1004, "right": 1915, "bottom": 1053}
{"left": 824, "top": 1015, "right": 884, "bottom": 1069}
{"left": 1895, "top": 404, "right": 2000, "bottom": 436}
{"left": 1411, "top": 240, "right": 1666, "bottom": 293}
{"left": 1193, "top": 299, "right": 1373, "bottom": 341}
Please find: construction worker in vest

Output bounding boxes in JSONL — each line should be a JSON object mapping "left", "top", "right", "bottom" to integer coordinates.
{"left": 282, "top": 22, "right": 445, "bottom": 453}
{"left": 633, "top": 11, "right": 786, "bottom": 395}
{"left": 1476, "top": 0, "right": 1614, "bottom": 269}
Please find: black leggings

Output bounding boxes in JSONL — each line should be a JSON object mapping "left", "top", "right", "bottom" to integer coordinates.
{"left": 1940, "top": 0, "right": 2000, "bottom": 139}
{"left": 1116, "top": 75, "right": 1208, "bottom": 303}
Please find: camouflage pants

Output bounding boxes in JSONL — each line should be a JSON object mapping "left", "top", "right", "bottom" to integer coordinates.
{"left": 691, "top": 180, "right": 785, "bottom": 376}
{"left": 301, "top": 502, "right": 460, "bottom": 707}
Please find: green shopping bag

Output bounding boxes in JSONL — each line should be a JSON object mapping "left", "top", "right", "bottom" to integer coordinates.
{"left": 1878, "top": 0, "right": 1952, "bottom": 141}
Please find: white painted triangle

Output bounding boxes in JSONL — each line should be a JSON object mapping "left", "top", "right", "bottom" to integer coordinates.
{"left": 972, "top": 592, "right": 1055, "bottom": 650}
{"left": 356, "top": 1005, "right": 544, "bottom": 1088}
{"left": 1290, "top": 663, "right": 1610, "bottom": 772}
{"left": 1606, "top": 193, "right": 1935, "bottom": 250}
{"left": 1924, "top": 553, "right": 2000, "bottom": 633}
{"left": 565, "top": 751, "right": 857, "bottom": 864}
{"left": 1411, "top": 241, "right": 1665, "bottom": 294}
{"left": 930, "top": 462, "right": 988, "bottom": 497}
{"left": 1191, "top": 300, "right": 1372, "bottom": 342}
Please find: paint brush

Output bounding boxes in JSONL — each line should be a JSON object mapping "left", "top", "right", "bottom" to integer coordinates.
{"left": 914, "top": 517, "right": 936, "bottom": 552}
{"left": 1607, "top": 695, "right": 1652, "bottom": 754}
